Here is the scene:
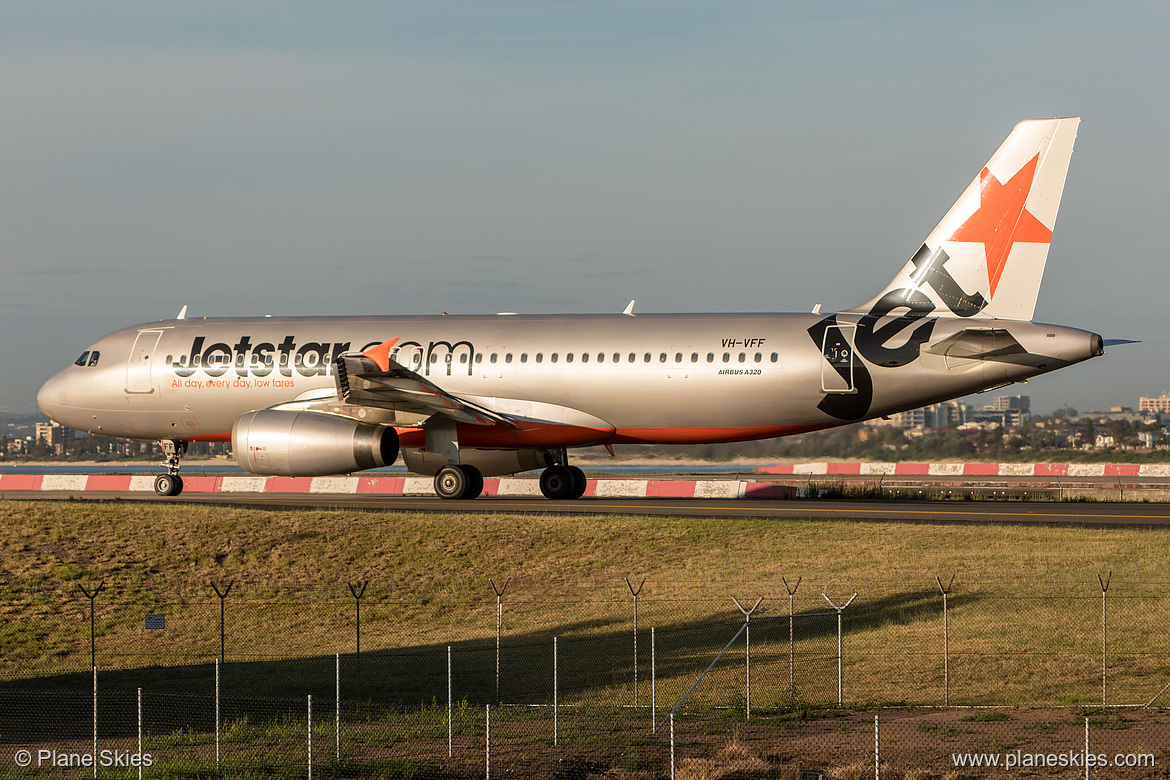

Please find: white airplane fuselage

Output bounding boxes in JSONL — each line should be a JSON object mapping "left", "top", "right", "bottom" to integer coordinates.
{"left": 39, "top": 312, "right": 1101, "bottom": 444}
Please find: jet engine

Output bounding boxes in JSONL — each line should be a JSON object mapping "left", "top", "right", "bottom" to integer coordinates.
{"left": 233, "top": 410, "right": 398, "bottom": 476}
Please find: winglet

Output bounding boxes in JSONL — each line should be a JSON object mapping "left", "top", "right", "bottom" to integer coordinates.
{"left": 362, "top": 337, "right": 400, "bottom": 372}
{"left": 623, "top": 300, "right": 636, "bottom": 316}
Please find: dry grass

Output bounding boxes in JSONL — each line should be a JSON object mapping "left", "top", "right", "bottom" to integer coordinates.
{"left": 4, "top": 499, "right": 1170, "bottom": 706}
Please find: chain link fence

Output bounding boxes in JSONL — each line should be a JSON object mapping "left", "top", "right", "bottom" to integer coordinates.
{"left": 4, "top": 568, "right": 1170, "bottom": 776}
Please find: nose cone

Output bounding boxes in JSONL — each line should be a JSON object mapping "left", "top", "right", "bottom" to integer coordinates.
{"left": 37, "top": 371, "right": 64, "bottom": 421}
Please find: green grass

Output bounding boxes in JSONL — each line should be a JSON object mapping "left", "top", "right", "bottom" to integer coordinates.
{"left": 4, "top": 499, "right": 1170, "bottom": 711}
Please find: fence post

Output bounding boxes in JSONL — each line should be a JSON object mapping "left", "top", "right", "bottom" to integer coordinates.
{"left": 308, "top": 694, "right": 313, "bottom": 780}
{"left": 1084, "top": 715, "right": 1090, "bottom": 780}
{"left": 448, "top": 645, "right": 453, "bottom": 758}
{"left": 486, "top": 704, "right": 492, "bottom": 780}
{"left": 1098, "top": 572, "right": 1110, "bottom": 707}
{"left": 651, "top": 627, "right": 656, "bottom": 731}
{"left": 490, "top": 577, "right": 509, "bottom": 703}
{"left": 669, "top": 712, "right": 675, "bottom": 780}
{"left": 554, "top": 636, "right": 559, "bottom": 748}
{"left": 626, "top": 577, "right": 645, "bottom": 705}
{"left": 137, "top": 687, "right": 143, "bottom": 780}
{"left": 336, "top": 652, "right": 341, "bottom": 762}
{"left": 783, "top": 577, "right": 801, "bottom": 701}
{"left": 210, "top": 580, "right": 234, "bottom": 664}
{"left": 79, "top": 581, "right": 106, "bottom": 671}
{"left": 347, "top": 580, "right": 368, "bottom": 706}
{"left": 936, "top": 573, "right": 955, "bottom": 707}
{"left": 731, "top": 596, "right": 763, "bottom": 719}
{"left": 215, "top": 657, "right": 221, "bottom": 776}
{"left": 92, "top": 665, "right": 97, "bottom": 780}
{"left": 822, "top": 590, "right": 857, "bottom": 707}
{"left": 874, "top": 714, "right": 880, "bottom": 780}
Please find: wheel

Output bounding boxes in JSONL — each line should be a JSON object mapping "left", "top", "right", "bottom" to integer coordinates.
{"left": 435, "top": 464, "right": 483, "bottom": 499}
{"left": 458, "top": 464, "right": 484, "bottom": 499}
{"left": 540, "top": 465, "right": 576, "bottom": 499}
{"left": 154, "top": 474, "right": 183, "bottom": 497}
{"left": 566, "top": 466, "right": 587, "bottom": 499}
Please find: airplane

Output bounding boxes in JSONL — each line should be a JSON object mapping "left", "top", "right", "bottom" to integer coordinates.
{"left": 38, "top": 117, "right": 1114, "bottom": 500}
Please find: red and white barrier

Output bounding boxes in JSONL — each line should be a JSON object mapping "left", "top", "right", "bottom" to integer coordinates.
{"left": 757, "top": 462, "right": 1170, "bottom": 478}
{"left": 0, "top": 473, "right": 798, "bottom": 499}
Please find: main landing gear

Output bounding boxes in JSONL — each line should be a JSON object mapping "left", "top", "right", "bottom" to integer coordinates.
{"left": 539, "top": 450, "right": 587, "bottom": 500}
{"left": 154, "top": 439, "right": 187, "bottom": 497}
{"left": 434, "top": 464, "right": 484, "bottom": 500}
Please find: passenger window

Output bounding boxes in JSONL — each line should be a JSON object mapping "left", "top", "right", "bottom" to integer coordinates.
{"left": 628, "top": 353, "right": 635, "bottom": 362}
{"left": 75, "top": 352, "right": 90, "bottom": 367}
{"left": 675, "top": 352, "right": 682, "bottom": 362}
{"left": 707, "top": 353, "right": 714, "bottom": 363}
{"left": 505, "top": 353, "right": 513, "bottom": 364}
{"left": 738, "top": 353, "right": 746, "bottom": 363}
{"left": 597, "top": 353, "right": 604, "bottom": 363}
{"left": 581, "top": 353, "right": 589, "bottom": 363}
{"left": 723, "top": 353, "right": 730, "bottom": 363}
{"left": 460, "top": 353, "right": 468, "bottom": 364}
{"left": 643, "top": 353, "right": 651, "bottom": 363}
{"left": 566, "top": 353, "right": 573, "bottom": 363}
{"left": 429, "top": 353, "right": 438, "bottom": 364}
{"left": 520, "top": 353, "right": 528, "bottom": 363}
{"left": 691, "top": 353, "right": 698, "bottom": 362}
{"left": 491, "top": 353, "right": 498, "bottom": 364}
{"left": 551, "top": 353, "right": 559, "bottom": 363}
{"left": 616, "top": 353, "right": 622, "bottom": 363}
{"left": 89, "top": 351, "right": 100, "bottom": 366}
{"left": 754, "top": 353, "right": 761, "bottom": 363}
{"left": 475, "top": 353, "right": 482, "bottom": 364}
{"left": 535, "top": 353, "right": 543, "bottom": 363}
{"left": 770, "top": 352, "right": 778, "bottom": 362}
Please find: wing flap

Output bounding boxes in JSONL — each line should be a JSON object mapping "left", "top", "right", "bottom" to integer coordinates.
{"left": 333, "top": 342, "right": 514, "bottom": 427}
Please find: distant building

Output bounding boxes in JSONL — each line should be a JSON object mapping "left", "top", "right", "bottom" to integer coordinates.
{"left": 1139, "top": 393, "right": 1170, "bottom": 414}
{"left": 988, "top": 395, "right": 1030, "bottom": 412}
{"left": 893, "top": 401, "right": 966, "bottom": 430}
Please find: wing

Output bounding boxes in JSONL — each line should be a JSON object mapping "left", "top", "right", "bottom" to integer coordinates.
{"left": 332, "top": 339, "right": 515, "bottom": 427}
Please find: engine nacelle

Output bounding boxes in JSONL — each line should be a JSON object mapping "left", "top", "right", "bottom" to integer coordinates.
{"left": 402, "top": 447, "right": 543, "bottom": 477}
{"left": 233, "top": 410, "right": 398, "bottom": 476}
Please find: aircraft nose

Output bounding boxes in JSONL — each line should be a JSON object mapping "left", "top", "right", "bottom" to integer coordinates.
{"left": 37, "top": 371, "right": 67, "bottom": 421}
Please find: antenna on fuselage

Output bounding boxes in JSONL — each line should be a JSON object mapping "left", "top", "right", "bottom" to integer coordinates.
{"left": 176, "top": 305, "right": 188, "bottom": 320}
{"left": 623, "top": 300, "right": 636, "bottom": 316}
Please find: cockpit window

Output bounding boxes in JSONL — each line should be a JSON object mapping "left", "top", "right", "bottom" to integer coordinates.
{"left": 74, "top": 351, "right": 100, "bottom": 367}
{"left": 75, "top": 352, "right": 90, "bottom": 366}
{"left": 88, "top": 351, "right": 100, "bottom": 366}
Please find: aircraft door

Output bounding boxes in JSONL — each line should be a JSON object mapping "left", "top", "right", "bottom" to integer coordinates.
{"left": 125, "top": 330, "right": 163, "bottom": 394}
{"left": 820, "top": 323, "right": 857, "bottom": 393}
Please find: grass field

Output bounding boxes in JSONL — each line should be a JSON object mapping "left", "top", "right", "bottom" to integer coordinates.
{"left": 4, "top": 499, "right": 1170, "bottom": 709}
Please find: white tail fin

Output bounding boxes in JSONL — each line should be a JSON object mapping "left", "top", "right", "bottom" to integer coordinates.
{"left": 850, "top": 118, "right": 1079, "bottom": 321}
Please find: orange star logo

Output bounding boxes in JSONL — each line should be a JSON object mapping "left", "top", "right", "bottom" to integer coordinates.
{"left": 948, "top": 153, "right": 1052, "bottom": 299}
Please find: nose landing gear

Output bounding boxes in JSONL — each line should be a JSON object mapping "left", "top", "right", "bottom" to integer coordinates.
{"left": 154, "top": 439, "right": 187, "bottom": 497}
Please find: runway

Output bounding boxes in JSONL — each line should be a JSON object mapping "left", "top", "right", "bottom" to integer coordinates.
{"left": 7, "top": 490, "right": 1170, "bottom": 528}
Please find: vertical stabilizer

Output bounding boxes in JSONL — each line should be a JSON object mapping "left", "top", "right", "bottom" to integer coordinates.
{"left": 850, "top": 118, "right": 1079, "bottom": 321}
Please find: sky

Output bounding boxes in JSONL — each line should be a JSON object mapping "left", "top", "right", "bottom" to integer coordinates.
{"left": 2, "top": 1, "right": 1167, "bottom": 418}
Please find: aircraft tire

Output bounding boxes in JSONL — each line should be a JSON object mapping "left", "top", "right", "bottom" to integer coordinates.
{"left": 434, "top": 465, "right": 469, "bottom": 500}
{"left": 539, "top": 466, "right": 575, "bottom": 499}
{"left": 458, "top": 464, "right": 484, "bottom": 499}
{"left": 567, "top": 466, "right": 587, "bottom": 499}
{"left": 154, "top": 474, "right": 183, "bottom": 497}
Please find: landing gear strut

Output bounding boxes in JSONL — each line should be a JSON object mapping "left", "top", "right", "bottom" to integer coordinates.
{"left": 539, "top": 450, "right": 587, "bottom": 500}
{"left": 434, "top": 464, "right": 484, "bottom": 500}
{"left": 155, "top": 439, "right": 187, "bottom": 497}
